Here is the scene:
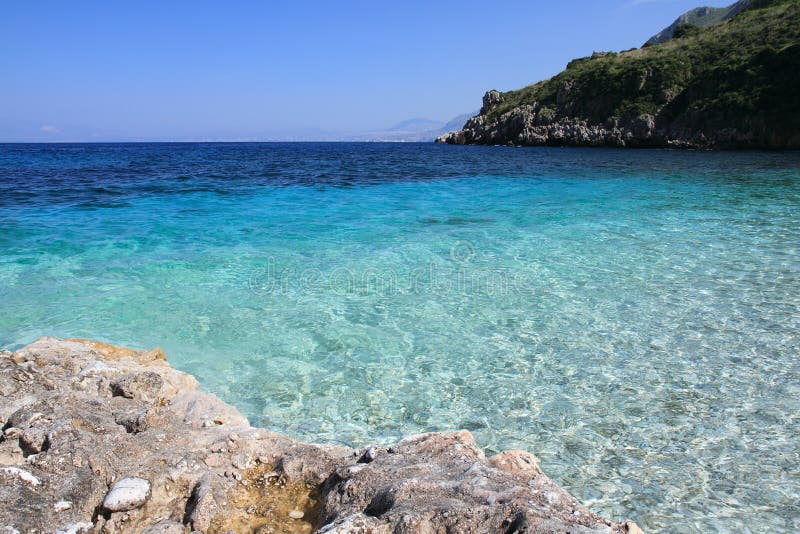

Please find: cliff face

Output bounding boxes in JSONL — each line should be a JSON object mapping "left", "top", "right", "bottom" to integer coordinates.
{"left": 0, "top": 337, "right": 642, "bottom": 533}
{"left": 438, "top": 0, "right": 800, "bottom": 149}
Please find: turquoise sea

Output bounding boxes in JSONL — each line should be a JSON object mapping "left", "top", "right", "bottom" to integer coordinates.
{"left": 1, "top": 143, "right": 798, "bottom": 532}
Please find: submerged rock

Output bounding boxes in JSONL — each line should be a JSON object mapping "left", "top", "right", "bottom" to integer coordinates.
{"left": 0, "top": 337, "right": 643, "bottom": 533}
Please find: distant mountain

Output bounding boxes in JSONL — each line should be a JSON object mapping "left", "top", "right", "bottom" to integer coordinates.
{"left": 388, "top": 118, "right": 446, "bottom": 133}
{"left": 645, "top": 0, "right": 752, "bottom": 45}
{"left": 438, "top": 0, "right": 800, "bottom": 149}
{"left": 440, "top": 112, "right": 475, "bottom": 133}
{"left": 352, "top": 112, "right": 477, "bottom": 142}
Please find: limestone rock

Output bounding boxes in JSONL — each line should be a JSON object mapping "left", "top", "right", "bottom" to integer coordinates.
{"left": 140, "top": 520, "right": 187, "bottom": 534}
{"left": 110, "top": 371, "right": 164, "bottom": 402}
{"left": 480, "top": 89, "right": 504, "bottom": 114}
{"left": 102, "top": 477, "right": 151, "bottom": 512}
{"left": 0, "top": 337, "right": 642, "bottom": 533}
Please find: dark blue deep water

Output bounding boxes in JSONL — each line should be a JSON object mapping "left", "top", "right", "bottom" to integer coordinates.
{"left": 1, "top": 143, "right": 799, "bottom": 531}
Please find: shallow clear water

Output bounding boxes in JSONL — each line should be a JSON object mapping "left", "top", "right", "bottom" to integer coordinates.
{"left": 1, "top": 143, "right": 799, "bottom": 532}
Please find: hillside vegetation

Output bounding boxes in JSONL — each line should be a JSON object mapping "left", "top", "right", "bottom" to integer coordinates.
{"left": 439, "top": 0, "right": 800, "bottom": 149}
{"left": 644, "top": 0, "right": 752, "bottom": 45}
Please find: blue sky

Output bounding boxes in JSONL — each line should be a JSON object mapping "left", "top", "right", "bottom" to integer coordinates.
{"left": 0, "top": 0, "right": 732, "bottom": 141}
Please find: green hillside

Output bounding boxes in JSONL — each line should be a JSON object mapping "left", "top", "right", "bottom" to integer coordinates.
{"left": 645, "top": 0, "right": 752, "bottom": 45}
{"left": 441, "top": 0, "right": 800, "bottom": 149}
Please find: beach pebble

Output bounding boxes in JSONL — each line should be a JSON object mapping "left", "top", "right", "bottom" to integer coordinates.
{"left": 288, "top": 510, "right": 305, "bottom": 520}
{"left": 102, "top": 477, "right": 151, "bottom": 512}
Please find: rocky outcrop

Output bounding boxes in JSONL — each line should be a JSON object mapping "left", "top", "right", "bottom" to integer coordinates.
{"left": 435, "top": 89, "right": 771, "bottom": 149}
{"left": 480, "top": 90, "right": 504, "bottom": 114}
{"left": 0, "top": 337, "right": 643, "bottom": 533}
{"left": 437, "top": 100, "right": 665, "bottom": 148}
{"left": 437, "top": 1, "right": 800, "bottom": 149}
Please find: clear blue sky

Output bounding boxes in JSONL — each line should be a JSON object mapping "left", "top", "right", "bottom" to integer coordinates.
{"left": 0, "top": 0, "right": 732, "bottom": 141}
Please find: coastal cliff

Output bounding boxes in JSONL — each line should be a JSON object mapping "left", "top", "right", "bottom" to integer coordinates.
{"left": 0, "top": 337, "right": 642, "bottom": 533}
{"left": 437, "top": 0, "right": 800, "bottom": 149}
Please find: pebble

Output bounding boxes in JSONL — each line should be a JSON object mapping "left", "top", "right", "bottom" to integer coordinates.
{"left": 54, "top": 500, "right": 73, "bottom": 512}
{"left": 102, "top": 477, "right": 151, "bottom": 512}
{"left": 288, "top": 510, "right": 305, "bottom": 520}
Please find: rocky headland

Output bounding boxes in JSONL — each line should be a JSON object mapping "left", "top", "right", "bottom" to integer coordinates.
{"left": 0, "top": 337, "right": 643, "bottom": 533}
{"left": 437, "top": 0, "right": 800, "bottom": 149}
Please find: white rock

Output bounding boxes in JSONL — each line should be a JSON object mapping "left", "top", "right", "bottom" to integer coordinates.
{"left": 1, "top": 467, "right": 41, "bottom": 486}
{"left": 288, "top": 509, "right": 305, "bottom": 520}
{"left": 102, "top": 477, "right": 151, "bottom": 512}
{"left": 54, "top": 500, "right": 73, "bottom": 512}
{"left": 78, "top": 360, "right": 115, "bottom": 376}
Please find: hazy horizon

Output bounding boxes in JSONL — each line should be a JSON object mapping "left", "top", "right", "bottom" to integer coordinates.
{"left": 2, "top": 0, "right": 735, "bottom": 142}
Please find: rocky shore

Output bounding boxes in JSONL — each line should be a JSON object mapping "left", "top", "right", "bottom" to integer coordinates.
{"left": 435, "top": 89, "right": 766, "bottom": 149}
{"left": 0, "top": 337, "right": 642, "bottom": 533}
